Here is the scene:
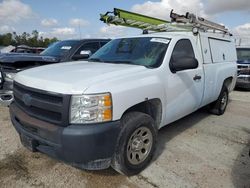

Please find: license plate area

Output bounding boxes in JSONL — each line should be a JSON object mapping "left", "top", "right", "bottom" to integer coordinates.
{"left": 20, "top": 134, "right": 38, "bottom": 152}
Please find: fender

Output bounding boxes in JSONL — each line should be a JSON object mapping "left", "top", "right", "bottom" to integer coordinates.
{"left": 85, "top": 72, "right": 166, "bottom": 122}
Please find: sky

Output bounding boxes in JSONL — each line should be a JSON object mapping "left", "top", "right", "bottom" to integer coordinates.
{"left": 0, "top": 0, "right": 250, "bottom": 41}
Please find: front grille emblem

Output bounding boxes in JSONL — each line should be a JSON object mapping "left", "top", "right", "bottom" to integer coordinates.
{"left": 22, "top": 94, "right": 32, "bottom": 107}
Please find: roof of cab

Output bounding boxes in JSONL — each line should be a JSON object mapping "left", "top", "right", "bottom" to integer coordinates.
{"left": 115, "top": 31, "right": 233, "bottom": 41}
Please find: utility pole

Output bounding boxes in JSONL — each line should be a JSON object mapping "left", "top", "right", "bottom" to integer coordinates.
{"left": 78, "top": 23, "right": 82, "bottom": 39}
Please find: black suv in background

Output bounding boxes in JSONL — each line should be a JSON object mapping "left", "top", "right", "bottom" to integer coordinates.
{"left": 0, "top": 38, "right": 110, "bottom": 105}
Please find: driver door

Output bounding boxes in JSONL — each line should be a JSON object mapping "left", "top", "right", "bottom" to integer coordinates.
{"left": 165, "top": 39, "right": 204, "bottom": 124}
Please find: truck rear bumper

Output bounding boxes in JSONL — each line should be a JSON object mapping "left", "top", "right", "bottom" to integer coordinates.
{"left": 9, "top": 103, "right": 122, "bottom": 170}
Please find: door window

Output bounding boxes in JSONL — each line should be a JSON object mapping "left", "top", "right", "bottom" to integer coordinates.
{"left": 171, "top": 39, "right": 195, "bottom": 59}
{"left": 170, "top": 39, "right": 196, "bottom": 72}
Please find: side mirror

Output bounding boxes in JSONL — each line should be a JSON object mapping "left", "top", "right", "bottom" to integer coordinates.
{"left": 72, "top": 50, "right": 92, "bottom": 60}
{"left": 170, "top": 57, "right": 198, "bottom": 73}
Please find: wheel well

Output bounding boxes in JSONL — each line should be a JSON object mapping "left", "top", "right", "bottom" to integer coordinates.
{"left": 122, "top": 99, "right": 162, "bottom": 128}
{"left": 224, "top": 77, "right": 233, "bottom": 91}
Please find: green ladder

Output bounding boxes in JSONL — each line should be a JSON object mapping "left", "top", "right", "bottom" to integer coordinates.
{"left": 100, "top": 8, "right": 230, "bottom": 34}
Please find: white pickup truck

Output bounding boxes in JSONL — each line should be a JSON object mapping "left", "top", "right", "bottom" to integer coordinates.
{"left": 10, "top": 31, "right": 237, "bottom": 175}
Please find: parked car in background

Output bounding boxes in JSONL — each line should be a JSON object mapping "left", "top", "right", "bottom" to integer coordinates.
{"left": 236, "top": 46, "right": 250, "bottom": 90}
{"left": 10, "top": 45, "right": 45, "bottom": 54}
{"left": 0, "top": 38, "right": 110, "bottom": 105}
{"left": 0, "top": 45, "right": 45, "bottom": 55}
{"left": 0, "top": 45, "right": 16, "bottom": 54}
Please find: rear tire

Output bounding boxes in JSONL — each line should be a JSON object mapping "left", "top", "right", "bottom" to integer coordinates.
{"left": 111, "top": 112, "right": 157, "bottom": 176}
{"left": 209, "top": 85, "right": 229, "bottom": 115}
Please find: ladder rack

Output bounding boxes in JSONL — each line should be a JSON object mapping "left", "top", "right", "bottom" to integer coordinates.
{"left": 170, "top": 10, "right": 229, "bottom": 33}
{"left": 100, "top": 8, "right": 231, "bottom": 35}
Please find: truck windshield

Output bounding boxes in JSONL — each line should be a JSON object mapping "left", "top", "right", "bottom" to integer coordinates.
{"left": 89, "top": 37, "right": 169, "bottom": 68}
{"left": 237, "top": 48, "right": 250, "bottom": 61}
{"left": 41, "top": 40, "right": 79, "bottom": 58}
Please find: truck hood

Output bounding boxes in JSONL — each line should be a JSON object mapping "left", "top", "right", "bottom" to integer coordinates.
{"left": 14, "top": 61, "right": 148, "bottom": 94}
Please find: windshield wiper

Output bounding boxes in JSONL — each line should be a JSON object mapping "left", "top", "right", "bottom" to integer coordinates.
{"left": 88, "top": 59, "right": 152, "bottom": 68}
{"left": 106, "top": 60, "right": 152, "bottom": 68}
{"left": 106, "top": 60, "right": 134, "bottom": 65}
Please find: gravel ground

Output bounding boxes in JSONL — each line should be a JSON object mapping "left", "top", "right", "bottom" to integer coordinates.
{"left": 0, "top": 90, "right": 249, "bottom": 188}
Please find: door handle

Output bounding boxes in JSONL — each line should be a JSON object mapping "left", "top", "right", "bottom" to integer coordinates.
{"left": 193, "top": 74, "right": 201, "bottom": 81}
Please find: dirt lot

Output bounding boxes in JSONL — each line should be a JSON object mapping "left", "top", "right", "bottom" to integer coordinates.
{"left": 0, "top": 90, "right": 249, "bottom": 188}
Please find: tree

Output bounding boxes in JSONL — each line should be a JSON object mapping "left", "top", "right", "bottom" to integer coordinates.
{"left": 0, "top": 30, "right": 58, "bottom": 48}
{"left": 1, "top": 33, "right": 13, "bottom": 46}
{"left": 20, "top": 32, "right": 30, "bottom": 45}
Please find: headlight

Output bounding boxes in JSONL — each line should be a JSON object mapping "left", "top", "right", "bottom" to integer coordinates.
{"left": 70, "top": 93, "right": 112, "bottom": 124}
{"left": 0, "top": 70, "right": 2, "bottom": 84}
{"left": 5, "top": 72, "right": 16, "bottom": 80}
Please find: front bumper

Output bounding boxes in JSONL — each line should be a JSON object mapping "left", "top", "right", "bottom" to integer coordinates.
{"left": 0, "top": 78, "right": 14, "bottom": 106}
{"left": 10, "top": 103, "right": 122, "bottom": 170}
{"left": 236, "top": 75, "right": 250, "bottom": 89}
{"left": 0, "top": 90, "right": 13, "bottom": 106}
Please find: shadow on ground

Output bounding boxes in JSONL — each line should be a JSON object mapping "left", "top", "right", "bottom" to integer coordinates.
{"left": 231, "top": 128, "right": 250, "bottom": 188}
{"left": 0, "top": 148, "right": 138, "bottom": 188}
{"left": 154, "top": 107, "right": 210, "bottom": 160}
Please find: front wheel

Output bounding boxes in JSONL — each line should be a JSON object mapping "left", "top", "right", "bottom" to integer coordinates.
{"left": 111, "top": 112, "right": 157, "bottom": 176}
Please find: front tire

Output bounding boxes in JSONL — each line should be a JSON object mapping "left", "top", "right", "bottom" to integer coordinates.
{"left": 111, "top": 112, "right": 157, "bottom": 176}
